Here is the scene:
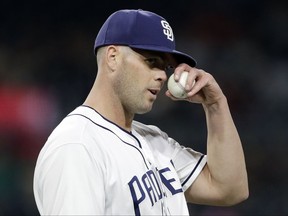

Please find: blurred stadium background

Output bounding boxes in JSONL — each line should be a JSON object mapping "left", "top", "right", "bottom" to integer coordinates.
{"left": 0, "top": 0, "right": 287, "bottom": 215}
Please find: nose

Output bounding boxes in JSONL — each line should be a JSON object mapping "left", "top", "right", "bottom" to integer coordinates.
{"left": 155, "top": 69, "right": 167, "bottom": 83}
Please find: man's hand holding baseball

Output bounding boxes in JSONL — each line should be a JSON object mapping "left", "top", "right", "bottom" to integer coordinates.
{"left": 166, "top": 63, "right": 225, "bottom": 107}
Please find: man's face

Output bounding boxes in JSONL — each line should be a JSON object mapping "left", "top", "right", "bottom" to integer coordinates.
{"left": 113, "top": 47, "right": 175, "bottom": 115}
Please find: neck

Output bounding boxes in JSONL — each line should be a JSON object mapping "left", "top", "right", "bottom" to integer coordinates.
{"left": 83, "top": 80, "right": 134, "bottom": 132}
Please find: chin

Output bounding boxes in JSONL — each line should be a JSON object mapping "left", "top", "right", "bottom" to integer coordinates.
{"left": 136, "top": 106, "right": 153, "bottom": 115}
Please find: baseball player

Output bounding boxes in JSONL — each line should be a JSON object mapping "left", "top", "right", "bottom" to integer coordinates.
{"left": 33, "top": 9, "right": 248, "bottom": 215}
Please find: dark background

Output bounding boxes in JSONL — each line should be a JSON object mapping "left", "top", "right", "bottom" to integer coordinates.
{"left": 0, "top": 0, "right": 287, "bottom": 215}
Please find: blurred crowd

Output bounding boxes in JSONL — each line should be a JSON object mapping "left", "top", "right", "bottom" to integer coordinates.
{"left": 0, "top": 1, "right": 287, "bottom": 215}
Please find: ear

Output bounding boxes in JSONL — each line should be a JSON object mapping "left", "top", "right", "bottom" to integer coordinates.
{"left": 106, "top": 45, "right": 119, "bottom": 71}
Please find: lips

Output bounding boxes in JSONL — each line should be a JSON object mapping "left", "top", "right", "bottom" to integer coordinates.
{"left": 149, "top": 89, "right": 157, "bottom": 95}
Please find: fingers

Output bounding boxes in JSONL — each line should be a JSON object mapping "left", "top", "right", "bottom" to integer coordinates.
{"left": 173, "top": 64, "right": 191, "bottom": 81}
{"left": 167, "top": 64, "right": 222, "bottom": 104}
{"left": 186, "top": 70, "right": 208, "bottom": 97}
{"left": 173, "top": 64, "right": 205, "bottom": 96}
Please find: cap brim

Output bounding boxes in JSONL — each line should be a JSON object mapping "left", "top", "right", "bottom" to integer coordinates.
{"left": 171, "top": 50, "right": 197, "bottom": 67}
{"left": 129, "top": 45, "right": 197, "bottom": 67}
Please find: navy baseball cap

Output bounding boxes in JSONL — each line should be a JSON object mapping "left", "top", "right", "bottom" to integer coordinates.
{"left": 94, "top": 9, "right": 197, "bottom": 67}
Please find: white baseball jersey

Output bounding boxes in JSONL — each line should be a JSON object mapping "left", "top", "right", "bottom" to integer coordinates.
{"left": 33, "top": 105, "right": 206, "bottom": 215}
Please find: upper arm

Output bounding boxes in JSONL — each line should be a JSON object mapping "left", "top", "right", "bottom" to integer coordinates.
{"left": 184, "top": 164, "right": 241, "bottom": 206}
{"left": 37, "top": 143, "right": 105, "bottom": 215}
{"left": 184, "top": 164, "right": 218, "bottom": 205}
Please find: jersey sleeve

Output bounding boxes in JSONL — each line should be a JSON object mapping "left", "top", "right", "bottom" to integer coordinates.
{"left": 34, "top": 143, "right": 105, "bottom": 215}
{"left": 168, "top": 137, "right": 207, "bottom": 192}
{"left": 131, "top": 121, "right": 207, "bottom": 193}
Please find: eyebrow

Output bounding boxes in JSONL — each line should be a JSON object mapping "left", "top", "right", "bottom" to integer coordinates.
{"left": 132, "top": 48, "right": 162, "bottom": 57}
{"left": 132, "top": 48, "right": 172, "bottom": 66}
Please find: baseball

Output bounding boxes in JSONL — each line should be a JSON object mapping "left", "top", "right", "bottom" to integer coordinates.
{"left": 167, "top": 71, "right": 193, "bottom": 98}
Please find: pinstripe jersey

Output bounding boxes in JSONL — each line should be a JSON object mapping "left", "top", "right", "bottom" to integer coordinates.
{"left": 33, "top": 105, "right": 206, "bottom": 215}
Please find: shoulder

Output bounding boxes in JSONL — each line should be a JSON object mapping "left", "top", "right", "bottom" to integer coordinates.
{"left": 39, "top": 111, "right": 104, "bottom": 162}
{"left": 47, "top": 115, "right": 90, "bottom": 147}
{"left": 132, "top": 120, "right": 179, "bottom": 155}
{"left": 132, "top": 120, "right": 168, "bottom": 138}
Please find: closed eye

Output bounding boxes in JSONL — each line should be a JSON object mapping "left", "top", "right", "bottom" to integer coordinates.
{"left": 144, "top": 58, "right": 167, "bottom": 71}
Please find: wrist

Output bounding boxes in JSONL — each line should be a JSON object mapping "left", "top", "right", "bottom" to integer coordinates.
{"left": 203, "top": 95, "right": 228, "bottom": 113}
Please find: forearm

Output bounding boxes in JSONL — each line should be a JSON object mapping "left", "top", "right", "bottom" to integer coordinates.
{"left": 203, "top": 95, "right": 249, "bottom": 204}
